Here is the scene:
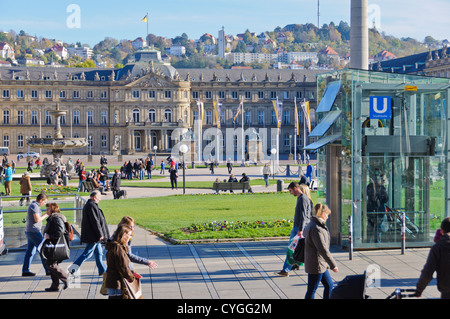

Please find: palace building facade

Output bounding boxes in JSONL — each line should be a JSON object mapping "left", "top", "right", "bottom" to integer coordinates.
{"left": 0, "top": 49, "right": 323, "bottom": 160}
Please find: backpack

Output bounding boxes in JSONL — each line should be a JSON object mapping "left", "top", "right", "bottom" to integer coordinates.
{"left": 65, "top": 221, "right": 74, "bottom": 241}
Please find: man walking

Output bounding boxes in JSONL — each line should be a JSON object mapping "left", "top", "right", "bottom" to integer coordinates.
{"left": 415, "top": 217, "right": 450, "bottom": 299}
{"left": 276, "top": 182, "right": 311, "bottom": 277}
{"left": 69, "top": 190, "right": 110, "bottom": 276}
{"left": 22, "top": 193, "right": 49, "bottom": 276}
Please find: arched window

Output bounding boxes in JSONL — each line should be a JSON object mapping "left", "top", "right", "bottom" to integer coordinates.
{"left": 164, "top": 109, "right": 172, "bottom": 122}
{"left": 132, "top": 108, "right": 140, "bottom": 123}
{"left": 148, "top": 109, "right": 156, "bottom": 122}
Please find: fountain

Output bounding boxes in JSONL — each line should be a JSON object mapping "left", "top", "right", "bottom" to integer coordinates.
{"left": 26, "top": 104, "right": 88, "bottom": 178}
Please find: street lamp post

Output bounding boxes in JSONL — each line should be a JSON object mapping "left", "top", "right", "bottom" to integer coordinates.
{"left": 179, "top": 144, "right": 188, "bottom": 195}
{"left": 153, "top": 145, "right": 158, "bottom": 168}
{"left": 271, "top": 148, "right": 277, "bottom": 180}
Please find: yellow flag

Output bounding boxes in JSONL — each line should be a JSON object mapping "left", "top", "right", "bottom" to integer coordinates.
{"left": 233, "top": 100, "right": 243, "bottom": 124}
{"left": 142, "top": 15, "right": 148, "bottom": 22}
{"left": 301, "top": 101, "right": 311, "bottom": 133}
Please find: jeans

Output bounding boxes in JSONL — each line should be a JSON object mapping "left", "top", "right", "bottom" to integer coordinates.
{"left": 77, "top": 180, "right": 84, "bottom": 192}
{"left": 282, "top": 226, "right": 299, "bottom": 272}
{"left": 263, "top": 174, "right": 269, "bottom": 187}
{"left": 22, "top": 231, "right": 49, "bottom": 274}
{"left": 305, "top": 270, "right": 334, "bottom": 299}
{"left": 72, "top": 242, "right": 107, "bottom": 275}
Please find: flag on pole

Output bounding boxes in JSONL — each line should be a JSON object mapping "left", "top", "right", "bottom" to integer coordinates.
{"left": 294, "top": 98, "right": 299, "bottom": 136}
{"left": 301, "top": 101, "right": 311, "bottom": 133}
{"left": 233, "top": 100, "right": 243, "bottom": 124}
{"left": 196, "top": 100, "right": 204, "bottom": 126}
{"left": 142, "top": 14, "right": 148, "bottom": 22}
{"left": 213, "top": 100, "right": 222, "bottom": 129}
{"left": 272, "top": 98, "right": 283, "bottom": 130}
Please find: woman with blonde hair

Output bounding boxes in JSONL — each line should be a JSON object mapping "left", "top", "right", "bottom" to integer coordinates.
{"left": 110, "top": 216, "right": 158, "bottom": 269}
{"left": 303, "top": 203, "right": 338, "bottom": 299}
{"left": 299, "top": 184, "right": 314, "bottom": 215}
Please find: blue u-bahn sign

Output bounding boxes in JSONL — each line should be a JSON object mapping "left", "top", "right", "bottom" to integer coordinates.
{"left": 370, "top": 96, "right": 392, "bottom": 119}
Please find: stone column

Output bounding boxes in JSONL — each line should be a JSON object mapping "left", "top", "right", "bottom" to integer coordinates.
{"left": 350, "top": 0, "right": 369, "bottom": 70}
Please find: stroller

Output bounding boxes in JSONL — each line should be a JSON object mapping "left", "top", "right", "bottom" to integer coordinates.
{"left": 330, "top": 272, "right": 370, "bottom": 299}
{"left": 331, "top": 272, "right": 417, "bottom": 299}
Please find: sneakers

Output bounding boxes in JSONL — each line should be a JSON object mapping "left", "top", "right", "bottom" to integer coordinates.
{"left": 275, "top": 270, "right": 289, "bottom": 277}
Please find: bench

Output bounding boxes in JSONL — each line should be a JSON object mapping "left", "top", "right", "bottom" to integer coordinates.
{"left": 213, "top": 182, "right": 251, "bottom": 193}
{"left": 81, "top": 181, "right": 96, "bottom": 192}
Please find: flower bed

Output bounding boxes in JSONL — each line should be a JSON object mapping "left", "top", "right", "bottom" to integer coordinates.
{"left": 186, "top": 219, "right": 293, "bottom": 233}
{"left": 33, "top": 184, "right": 77, "bottom": 194}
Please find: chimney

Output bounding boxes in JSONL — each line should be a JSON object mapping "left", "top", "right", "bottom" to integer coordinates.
{"left": 350, "top": 0, "right": 369, "bottom": 70}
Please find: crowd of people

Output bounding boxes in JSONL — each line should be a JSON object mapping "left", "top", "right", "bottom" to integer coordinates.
{"left": 10, "top": 155, "right": 450, "bottom": 299}
{"left": 21, "top": 190, "right": 158, "bottom": 297}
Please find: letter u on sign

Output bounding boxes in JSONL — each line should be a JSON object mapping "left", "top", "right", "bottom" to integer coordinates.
{"left": 370, "top": 96, "right": 391, "bottom": 119}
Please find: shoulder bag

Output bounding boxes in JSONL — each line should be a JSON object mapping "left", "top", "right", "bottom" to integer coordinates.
{"left": 121, "top": 254, "right": 143, "bottom": 299}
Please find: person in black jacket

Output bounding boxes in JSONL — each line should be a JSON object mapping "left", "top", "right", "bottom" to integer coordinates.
{"left": 69, "top": 190, "right": 110, "bottom": 276}
{"left": 170, "top": 168, "right": 178, "bottom": 190}
{"left": 43, "top": 203, "right": 70, "bottom": 292}
{"left": 415, "top": 217, "right": 450, "bottom": 299}
{"left": 111, "top": 169, "right": 121, "bottom": 199}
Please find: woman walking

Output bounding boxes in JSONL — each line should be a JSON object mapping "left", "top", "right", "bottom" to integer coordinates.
{"left": 19, "top": 171, "right": 32, "bottom": 206}
{"left": 42, "top": 203, "right": 70, "bottom": 292}
{"left": 303, "top": 203, "right": 338, "bottom": 299}
{"left": 105, "top": 225, "right": 139, "bottom": 299}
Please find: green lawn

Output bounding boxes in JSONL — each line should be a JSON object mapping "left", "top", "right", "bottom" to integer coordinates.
{"left": 98, "top": 192, "right": 307, "bottom": 241}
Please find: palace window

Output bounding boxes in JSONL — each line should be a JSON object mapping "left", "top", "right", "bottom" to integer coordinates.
{"left": 148, "top": 109, "right": 156, "bottom": 122}
{"left": 3, "top": 135, "right": 9, "bottom": 147}
{"left": 164, "top": 109, "right": 172, "bottom": 122}
{"left": 17, "top": 135, "right": 24, "bottom": 148}
{"left": 31, "top": 111, "right": 38, "bottom": 125}
{"left": 45, "top": 111, "right": 52, "bottom": 125}
{"left": 3, "top": 110, "right": 9, "bottom": 124}
{"left": 87, "top": 111, "right": 93, "bottom": 125}
{"left": 258, "top": 110, "right": 265, "bottom": 125}
{"left": 132, "top": 109, "right": 140, "bottom": 122}
{"left": 101, "top": 111, "right": 107, "bottom": 125}
{"left": 73, "top": 111, "right": 80, "bottom": 125}
{"left": 17, "top": 110, "right": 23, "bottom": 125}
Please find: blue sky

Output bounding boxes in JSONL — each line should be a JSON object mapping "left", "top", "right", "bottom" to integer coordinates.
{"left": 0, "top": 0, "right": 449, "bottom": 46}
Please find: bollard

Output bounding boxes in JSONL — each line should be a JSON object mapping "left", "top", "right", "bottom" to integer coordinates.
{"left": 276, "top": 179, "right": 284, "bottom": 192}
{"left": 286, "top": 165, "right": 290, "bottom": 177}
{"left": 401, "top": 212, "right": 406, "bottom": 255}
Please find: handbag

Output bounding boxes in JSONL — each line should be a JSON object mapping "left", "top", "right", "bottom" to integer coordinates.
{"left": 40, "top": 235, "right": 70, "bottom": 261}
{"left": 121, "top": 255, "right": 143, "bottom": 299}
{"left": 122, "top": 274, "right": 142, "bottom": 299}
{"left": 286, "top": 235, "right": 304, "bottom": 266}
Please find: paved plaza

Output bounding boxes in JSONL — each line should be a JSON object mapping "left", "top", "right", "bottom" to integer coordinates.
{"left": 0, "top": 159, "right": 441, "bottom": 302}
